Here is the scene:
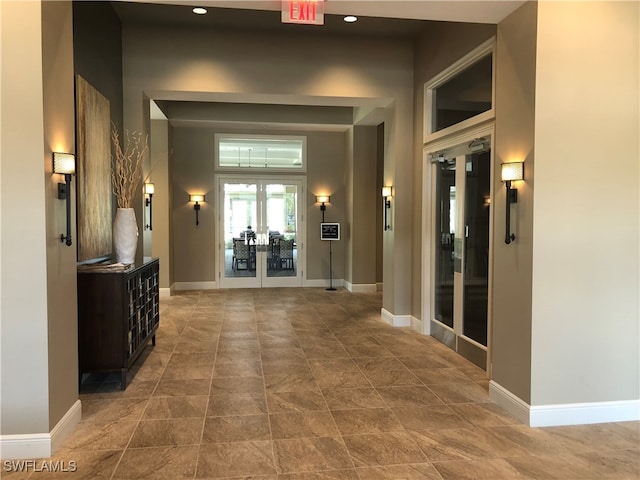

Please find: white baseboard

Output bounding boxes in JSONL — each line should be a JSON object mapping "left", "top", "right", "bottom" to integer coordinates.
{"left": 0, "top": 433, "right": 51, "bottom": 460}
{"left": 530, "top": 400, "right": 640, "bottom": 427}
{"left": 50, "top": 400, "right": 82, "bottom": 454}
{"left": 303, "top": 279, "right": 344, "bottom": 288}
{"left": 376, "top": 282, "right": 383, "bottom": 292}
{"left": 489, "top": 380, "right": 531, "bottom": 425}
{"left": 171, "top": 280, "right": 349, "bottom": 291}
{"left": 173, "top": 281, "right": 217, "bottom": 291}
{"left": 422, "top": 318, "right": 432, "bottom": 335}
{"left": 344, "top": 281, "right": 377, "bottom": 293}
{"left": 0, "top": 400, "right": 81, "bottom": 460}
{"left": 410, "top": 316, "right": 422, "bottom": 333}
{"left": 490, "top": 380, "right": 640, "bottom": 427}
{"left": 159, "top": 288, "right": 171, "bottom": 298}
{"left": 380, "top": 308, "right": 412, "bottom": 327}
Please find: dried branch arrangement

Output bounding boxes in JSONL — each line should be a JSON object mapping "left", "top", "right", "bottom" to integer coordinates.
{"left": 111, "top": 123, "right": 148, "bottom": 208}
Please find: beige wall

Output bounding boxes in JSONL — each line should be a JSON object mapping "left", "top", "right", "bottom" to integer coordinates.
{"left": 122, "top": 23, "right": 414, "bottom": 313}
{"left": 1, "top": 0, "right": 78, "bottom": 437}
{"left": 382, "top": 103, "right": 414, "bottom": 315}
{"left": 376, "top": 124, "right": 385, "bottom": 284}
{"left": 170, "top": 127, "right": 217, "bottom": 283}
{"left": 344, "top": 127, "right": 354, "bottom": 284}
{"left": 307, "top": 130, "right": 348, "bottom": 281}
{"left": 148, "top": 118, "right": 172, "bottom": 289}
{"left": 493, "top": 1, "right": 537, "bottom": 403}
{"left": 42, "top": 0, "right": 79, "bottom": 431}
{"left": 0, "top": 0, "right": 50, "bottom": 436}
{"left": 351, "top": 126, "right": 379, "bottom": 285}
{"left": 530, "top": 0, "right": 639, "bottom": 405}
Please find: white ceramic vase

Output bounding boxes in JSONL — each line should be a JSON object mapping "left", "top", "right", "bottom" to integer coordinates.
{"left": 113, "top": 208, "right": 138, "bottom": 264}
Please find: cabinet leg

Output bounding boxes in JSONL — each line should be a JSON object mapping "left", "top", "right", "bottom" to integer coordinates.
{"left": 152, "top": 334, "right": 156, "bottom": 346}
{"left": 121, "top": 369, "right": 127, "bottom": 390}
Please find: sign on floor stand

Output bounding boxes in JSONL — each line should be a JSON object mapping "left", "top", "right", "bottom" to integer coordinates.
{"left": 321, "top": 222, "right": 340, "bottom": 291}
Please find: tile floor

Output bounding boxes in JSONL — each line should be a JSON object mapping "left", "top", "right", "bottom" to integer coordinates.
{"left": 8, "top": 289, "right": 639, "bottom": 479}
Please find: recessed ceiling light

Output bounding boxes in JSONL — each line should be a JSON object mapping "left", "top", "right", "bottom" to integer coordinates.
{"left": 192, "top": 7, "right": 207, "bottom": 15}
{"left": 344, "top": 15, "right": 358, "bottom": 23}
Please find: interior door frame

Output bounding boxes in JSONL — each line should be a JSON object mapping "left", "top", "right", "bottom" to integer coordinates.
{"left": 422, "top": 122, "right": 495, "bottom": 373}
{"left": 216, "top": 174, "right": 306, "bottom": 289}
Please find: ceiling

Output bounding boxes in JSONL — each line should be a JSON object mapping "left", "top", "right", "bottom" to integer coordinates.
{"left": 116, "top": 0, "right": 526, "bottom": 25}
{"left": 115, "top": 0, "right": 525, "bottom": 129}
{"left": 113, "top": 1, "right": 437, "bottom": 39}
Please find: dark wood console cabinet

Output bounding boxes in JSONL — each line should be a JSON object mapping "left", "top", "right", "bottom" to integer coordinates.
{"left": 77, "top": 258, "right": 159, "bottom": 389}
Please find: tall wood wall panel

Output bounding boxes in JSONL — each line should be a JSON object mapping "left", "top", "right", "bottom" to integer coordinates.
{"left": 76, "top": 74, "right": 112, "bottom": 261}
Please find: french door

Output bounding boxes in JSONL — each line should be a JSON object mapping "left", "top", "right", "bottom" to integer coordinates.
{"left": 429, "top": 138, "right": 493, "bottom": 369}
{"left": 217, "top": 176, "right": 304, "bottom": 288}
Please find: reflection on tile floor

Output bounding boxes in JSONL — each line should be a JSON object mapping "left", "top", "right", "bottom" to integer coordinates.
{"left": 16, "top": 289, "right": 640, "bottom": 479}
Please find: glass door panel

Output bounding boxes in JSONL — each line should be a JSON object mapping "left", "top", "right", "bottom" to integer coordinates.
{"left": 222, "top": 181, "right": 259, "bottom": 287}
{"left": 264, "top": 182, "right": 299, "bottom": 281}
{"left": 434, "top": 159, "right": 456, "bottom": 329}
{"left": 463, "top": 152, "right": 490, "bottom": 346}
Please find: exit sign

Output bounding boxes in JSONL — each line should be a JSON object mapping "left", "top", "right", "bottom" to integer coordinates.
{"left": 282, "top": 0, "right": 324, "bottom": 25}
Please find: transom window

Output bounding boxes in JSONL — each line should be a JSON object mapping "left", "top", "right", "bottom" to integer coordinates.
{"left": 434, "top": 53, "right": 493, "bottom": 132}
{"left": 216, "top": 134, "right": 306, "bottom": 171}
{"left": 424, "top": 37, "right": 495, "bottom": 142}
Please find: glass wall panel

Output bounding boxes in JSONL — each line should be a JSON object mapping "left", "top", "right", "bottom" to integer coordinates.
{"left": 434, "top": 54, "right": 492, "bottom": 132}
{"left": 462, "top": 151, "right": 490, "bottom": 345}
{"left": 218, "top": 136, "right": 305, "bottom": 169}
{"left": 265, "top": 183, "right": 298, "bottom": 278}
{"left": 223, "top": 182, "right": 257, "bottom": 278}
{"left": 434, "top": 159, "right": 456, "bottom": 328}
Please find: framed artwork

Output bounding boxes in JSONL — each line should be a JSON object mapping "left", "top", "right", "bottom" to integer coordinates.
{"left": 75, "top": 75, "right": 112, "bottom": 262}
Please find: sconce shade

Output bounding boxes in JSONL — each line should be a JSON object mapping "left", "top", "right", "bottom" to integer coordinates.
{"left": 144, "top": 183, "right": 155, "bottom": 195}
{"left": 502, "top": 163, "right": 524, "bottom": 245}
{"left": 381, "top": 186, "right": 392, "bottom": 198}
{"left": 501, "top": 162, "right": 524, "bottom": 182}
{"left": 316, "top": 195, "right": 330, "bottom": 221}
{"left": 52, "top": 152, "right": 76, "bottom": 175}
{"left": 190, "top": 194, "right": 205, "bottom": 203}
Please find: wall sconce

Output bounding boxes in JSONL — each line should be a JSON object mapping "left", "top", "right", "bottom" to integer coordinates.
{"left": 189, "top": 194, "right": 205, "bottom": 226}
{"left": 316, "top": 195, "right": 330, "bottom": 222}
{"left": 144, "top": 183, "right": 154, "bottom": 231}
{"left": 382, "top": 186, "right": 392, "bottom": 231}
{"left": 52, "top": 152, "right": 76, "bottom": 246}
{"left": 501, "top": 162, "right": 524, "bottom": 244}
